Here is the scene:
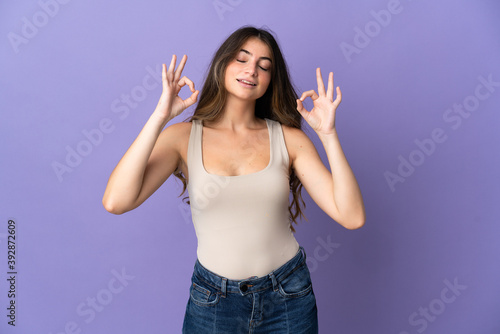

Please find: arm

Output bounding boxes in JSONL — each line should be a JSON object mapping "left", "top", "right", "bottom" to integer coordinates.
{"left": 293, "top": 68, "right": 365, "bottom": 229}
{"left": 102, "top": 55, "right": 199, "bottom": 214}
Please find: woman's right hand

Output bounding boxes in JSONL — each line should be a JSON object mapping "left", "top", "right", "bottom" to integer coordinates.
{"left": 153, "top": 54, "right": 199, "bottom": 121}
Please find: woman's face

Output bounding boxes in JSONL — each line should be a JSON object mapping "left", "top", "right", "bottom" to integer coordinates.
{"left": 224, "top": 37, "right": 272, "bottom": 102}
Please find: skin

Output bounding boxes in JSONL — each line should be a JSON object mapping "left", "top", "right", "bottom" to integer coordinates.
{"left": 201, "top": 37, "right": 273, "bottom": 176}
{"left": 102, "top": 37, "right": 365, "bottom": 230}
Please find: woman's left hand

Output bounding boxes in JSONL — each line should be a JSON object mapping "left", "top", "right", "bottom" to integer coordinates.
{"left": 296, "top": 68, "right": 342, "bottom": 135}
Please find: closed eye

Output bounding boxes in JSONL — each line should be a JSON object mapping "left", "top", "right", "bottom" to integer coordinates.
{"left": 236, "top": 59, "right": 269, "bottom": 71}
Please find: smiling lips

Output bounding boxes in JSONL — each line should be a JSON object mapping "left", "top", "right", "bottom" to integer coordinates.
{"left": 237, "top": 78, "right": 256, "bottom": 86}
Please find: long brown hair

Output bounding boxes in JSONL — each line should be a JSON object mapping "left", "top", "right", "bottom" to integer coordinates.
{"left": 173, "top": 25, "right": 307, "bottom": 232}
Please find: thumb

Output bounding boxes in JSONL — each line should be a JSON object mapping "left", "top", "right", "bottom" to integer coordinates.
{"left": 296, "top": 98, "right": 308, "bottom": 119}
{"left": 183, "top": 90, "right": 199, "bottom": 109}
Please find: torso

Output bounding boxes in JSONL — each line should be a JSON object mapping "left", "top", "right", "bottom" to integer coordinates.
{"left": 183, "top": 117, "right": 300, "bottom": 279}
{"left": 177, "top": 118, "right": 294, "bottom": 183}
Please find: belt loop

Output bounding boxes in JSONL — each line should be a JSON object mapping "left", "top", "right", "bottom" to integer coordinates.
{"left": 269, "top": 272, "right": 278, "bottom": 292}
{"left": 221, "top": 278, "right": 227, "bottom": 298}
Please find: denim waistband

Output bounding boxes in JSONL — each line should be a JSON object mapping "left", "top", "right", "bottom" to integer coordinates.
{"left": 192, "top": 246, "right": 307, "bottom": 297}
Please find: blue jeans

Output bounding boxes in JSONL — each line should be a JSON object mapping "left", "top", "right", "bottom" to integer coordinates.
{"left": 182, "top": 246, "right": 318, "bottom": 333}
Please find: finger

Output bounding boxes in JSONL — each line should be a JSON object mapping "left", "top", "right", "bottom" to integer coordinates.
{"left": 335, "top": 86, "right": 342, "bottom": 104}
{"left": 167, "top": 55, "right": 177, "bottom": 75}
{"left": 299, "top": 90, "right": 319, "bottom": 101}
{"left": 174, "top": 55, "right": 188, "bottom": 81}
{"left": 326, "top": 72, "right": 334, "bottom": 101}
{"left": 175, "top": 76, "right": 194, "bottom": 96}
{"left": 316, "top": 68, "right": 326, "bottom": 96}
{"left": 183, "top": 90, "right": 200, "bottom": 109}
{"left": 178, "top": 76, "right": 195, "bottom": 92}
{"left": 162, "top": 63, "right": 167, "bottom": 83}
{"left": 297, "top": 99, "right": 308, "bottom": 117}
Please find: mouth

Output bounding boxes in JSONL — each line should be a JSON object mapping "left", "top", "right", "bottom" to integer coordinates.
{"left": 237, "top": 79, "right": 256, "bottom": 86}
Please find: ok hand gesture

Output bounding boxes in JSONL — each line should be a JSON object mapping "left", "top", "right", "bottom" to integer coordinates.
{"left": 154, "top": 54, "right": 199, "bottom": 121}
{"left": 296, "top": 68, "right": 342, "bottom": 135}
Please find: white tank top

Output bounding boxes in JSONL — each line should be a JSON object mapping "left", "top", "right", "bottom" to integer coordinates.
{"left": 186, "top": 117, "right": 300, "bottom": 280}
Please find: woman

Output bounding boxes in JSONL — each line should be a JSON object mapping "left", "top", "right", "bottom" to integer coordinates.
{"left": 103, "top": 26, "right": 365, "bottom": 333}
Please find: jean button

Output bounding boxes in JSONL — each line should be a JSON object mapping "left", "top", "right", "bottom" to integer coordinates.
{"left": 240, "top": 284, "right": 248, "bottom": 292}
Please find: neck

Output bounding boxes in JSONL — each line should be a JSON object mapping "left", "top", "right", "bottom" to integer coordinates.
{"left": 214, "top": 96, "right": 260, "bottom": 131}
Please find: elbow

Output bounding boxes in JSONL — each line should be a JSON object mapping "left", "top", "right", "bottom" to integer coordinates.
{"left": 102, "top": 197, "right": 128, "bottom": 215}
{"left": 340, "top": 213, "right": 366, "bottom": 230}
{"left": 330, "top": 202, "right": 366, "bottom": 230}
{"left": 345, "top": 207, "right": 366, "bottom": 230}
{"left": 345, "top": 219, "right": 365, "bottom": 230}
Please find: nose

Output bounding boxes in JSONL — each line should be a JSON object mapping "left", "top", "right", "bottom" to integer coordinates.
{"left": 244, "top": 61, "right": 258, "bottom": 76}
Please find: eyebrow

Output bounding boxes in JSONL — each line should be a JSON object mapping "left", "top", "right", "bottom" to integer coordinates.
{"left": 240, "top": 49, "right": 272, "bottom": 63}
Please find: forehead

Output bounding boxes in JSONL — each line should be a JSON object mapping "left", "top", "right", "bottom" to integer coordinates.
{"left": 239, "top": 37, "right": 272, "bottom": 60}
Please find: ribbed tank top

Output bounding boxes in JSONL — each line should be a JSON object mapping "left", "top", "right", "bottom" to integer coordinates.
{"left": 186, "top": 118, "right": 300, "bottom": 280}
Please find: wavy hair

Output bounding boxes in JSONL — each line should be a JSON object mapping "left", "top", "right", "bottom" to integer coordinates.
{"left": 173, "top": 25, "right": 307, "bottom": 232}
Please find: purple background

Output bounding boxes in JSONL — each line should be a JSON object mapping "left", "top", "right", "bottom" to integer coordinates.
{"left": 1, "top": 0, "right": 499, "bottom": 333}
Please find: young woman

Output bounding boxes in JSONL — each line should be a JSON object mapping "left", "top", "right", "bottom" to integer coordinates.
{"left": 103, "top": 26, "right": 365, "bottom": 333}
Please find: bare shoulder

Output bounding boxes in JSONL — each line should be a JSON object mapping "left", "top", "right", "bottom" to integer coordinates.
{"left": 281, "top": 123, "right": 315, "bottom": 148}
{"left": 158, "top": 120, "right": 193, "bottom": 173}
{"left": 153, "top": 120, "right": 193, "bottom": 161}
{"left": 161, "top": 120, "right": 192, "bottom": 144}
{"left": 280, "top": 123, "right": 316, "bottom": 164}
{"left": 165, "top": 120, "right": 193, "bottom": 133}
{"left": 281, "top": 123, "right": 308, "bottom": 139}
